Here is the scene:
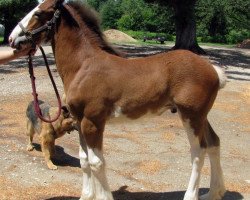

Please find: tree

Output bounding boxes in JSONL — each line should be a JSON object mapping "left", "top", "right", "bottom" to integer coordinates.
{"left": 172, "top": 0, "right": 205, "bottom": 54}
{"left": 196, "top": 0, "right": 250, "bottom": 44}
{"left": 118, "top": 0, "right": 147, "bottom": 31}
{"left": 146, "top": 0, "right": 206, "bottom": 54}
{"left": 196, "top": 0, "right": 228, "bottom": 43}
{"left": 100, "top": 0, "right": 122, "bottom": 29}
{"left": 85, "top": 0, "right": 102, "bottom": 11}
{"left": 117, "top": 0, "right": 174, "bottom": 33}
{"left": 0, "top": 0, "right": 38, "bottom": 44}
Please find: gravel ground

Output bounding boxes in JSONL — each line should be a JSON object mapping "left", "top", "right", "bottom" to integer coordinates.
{"left": 0, "top": 44, "right": 249, "bottom": 200}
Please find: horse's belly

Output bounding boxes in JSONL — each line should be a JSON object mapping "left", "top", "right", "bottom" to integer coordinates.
{"left": 108, "top": 104, "right": 175, "bottom": 122}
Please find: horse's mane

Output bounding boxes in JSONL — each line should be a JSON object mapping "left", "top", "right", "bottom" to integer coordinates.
{"left": 63, "top": 1, "right": 122, "bottom": 57}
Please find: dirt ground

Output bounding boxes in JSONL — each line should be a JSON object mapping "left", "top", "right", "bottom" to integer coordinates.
{"left": 0, "top": 44, "right": 249, "bottom": 200}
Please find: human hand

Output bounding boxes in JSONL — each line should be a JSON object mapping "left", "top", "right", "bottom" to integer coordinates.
{"left": 13, "top": 46, "right": 37, "bottom": 57}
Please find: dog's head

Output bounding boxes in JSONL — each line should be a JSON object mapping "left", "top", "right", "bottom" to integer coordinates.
{"left": 61, "top": 105, "right": 71, "bottom": 118}
{"left": 51, "top": 105, "right": 78, "bottom": 133}
{"left": 61, "top": 105, "right": 78, "bottom": 132}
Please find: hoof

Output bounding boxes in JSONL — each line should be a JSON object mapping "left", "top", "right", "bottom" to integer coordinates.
{"left": 199, "top": 188, "right": 226, "bottom": 200}
{"left": 79, "top": 193, "right": 94, "bottom": 200}
{"left": 183, "top": 192, "right": 198, "bottom": 200}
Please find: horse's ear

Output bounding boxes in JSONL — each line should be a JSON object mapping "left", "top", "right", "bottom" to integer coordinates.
{"left": 54, "top": 0, "right": 65, "bottom": 9}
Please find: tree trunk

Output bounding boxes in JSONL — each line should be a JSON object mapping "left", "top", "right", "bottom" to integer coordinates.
{"left": 171, "top": 0, "right": 206, "bottom": 54}
{"left": 2, "top": 11, "right": 14, "bottom": 44}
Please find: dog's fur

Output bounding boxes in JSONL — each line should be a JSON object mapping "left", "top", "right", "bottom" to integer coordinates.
{"left": 26, "top": 100, "right": 76, "bottom": 170}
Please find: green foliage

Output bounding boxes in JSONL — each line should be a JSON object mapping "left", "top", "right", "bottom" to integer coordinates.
{"left": 100, "top": 0, "right": 122, "bottom": 29}
{"left": 196, "top": 0, "right": 250, "bottom": 44}
{"left": 226, "top": 29, "right": 250, "bottom": 44}
{"left": 117, "top": 0, "right": 174, "bottom": 33}
{"left": 117, "top": 0, "right": 147, "bottom": 31}
{"left": 87, "top": 0, "right": 174, "bottom": 34}
{"left": 124, "top": 30, "right": 174, "bottom": 41}
{"left": 0, "top": 0, "right": 38, "bottom": 43}
{"left": 1, "top": 0, "right": 246, "bottom": 44}
{"left": 0, "top": 0, "right": 37, "bottom": 19}
{"left": 85, "top": 0, "right": 107, "bottom": 12}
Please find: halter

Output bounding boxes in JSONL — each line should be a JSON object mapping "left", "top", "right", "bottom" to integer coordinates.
{"left": 18, "top": 9, "right": 62, "bottom": 123}
{"left": 18, "top": 9, "right": 61, "bottom": 47}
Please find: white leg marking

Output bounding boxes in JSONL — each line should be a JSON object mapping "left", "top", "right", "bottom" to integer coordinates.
{"left": 9, "top": 5, "right": 40, "bottom": 42}
{"left": 200, "top": 147, "right": 226, "bottom": 200}
{"left": 182, "top": 120, "right": 205, "bottom": 200}
{"left": 88, "top": 147, "right": 114, "bottom": 200}
{"left": 79, "top": 137, "right": 94, "bottom": 200}
{"left": 88, "top": 147, "right": 103, "bottom": 172}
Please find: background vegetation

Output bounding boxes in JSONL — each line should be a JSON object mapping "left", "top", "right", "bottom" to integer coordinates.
{"left": 0, "top": 0, "right": 249, "bottom": 46}
{"left": 0, "top": 0, "right": 38, "bottom": 43}
{"left": 86, "top": 0, "right": 249, "bottom": 44}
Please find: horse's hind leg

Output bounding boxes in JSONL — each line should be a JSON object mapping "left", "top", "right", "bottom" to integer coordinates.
{"left": 200, "top": 122, "right": 225, "bottom": 200}
{"left": 80, "top": 117, "right": 113, "bottom": 200}
{"left": 181, "top": 117, "right": 206, "bottom": 200}
{"left": 180, "top": 112, "right": 225, "bottom": 200}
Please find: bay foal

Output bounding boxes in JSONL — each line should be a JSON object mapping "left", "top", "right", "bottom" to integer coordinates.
{"left": 10, "top": 0, "right": 227, "bottom": 199}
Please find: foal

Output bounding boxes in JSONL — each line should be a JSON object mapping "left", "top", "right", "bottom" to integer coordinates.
{"left": 10, "top": 0, "right": 227, "bottom": 199}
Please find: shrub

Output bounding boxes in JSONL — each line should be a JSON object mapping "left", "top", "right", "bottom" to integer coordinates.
{"left": 123, "top": 30, "right": 174, "bottom": 41}
{"left": 226, "top": 29, "right": 250, "bottom": 44}
{"left": 201, "top": 34, "right": 226, "bottom": 43}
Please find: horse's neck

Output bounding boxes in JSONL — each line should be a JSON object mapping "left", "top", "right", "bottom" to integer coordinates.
{"left": 53, "top": 22, "right": 102, "bottom": 91}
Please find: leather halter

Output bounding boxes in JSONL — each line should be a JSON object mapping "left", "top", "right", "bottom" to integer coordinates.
{"left": 18, "top": 9, "right": 60, "bottom": 47}
{"left": 18, "top": 9, "right": 62, "bottom": 123}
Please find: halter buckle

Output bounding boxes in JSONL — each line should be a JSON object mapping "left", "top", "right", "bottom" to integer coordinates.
{"left": 54, "top": 10, "right": 60, "bottom": 19}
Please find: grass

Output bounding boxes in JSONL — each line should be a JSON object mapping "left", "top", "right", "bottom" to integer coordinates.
{"left": 198, "top": 42, "right": 235, "bottom": 48}
{"left": 0, "top": 36, "right": 3, "bottom": 43}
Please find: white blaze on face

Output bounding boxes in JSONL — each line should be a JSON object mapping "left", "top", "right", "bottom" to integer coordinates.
{"left": 9, "top": 5, "right": 40, "bottom": 44}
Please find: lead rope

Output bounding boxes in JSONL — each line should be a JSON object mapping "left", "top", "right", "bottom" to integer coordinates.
{"left": 28, "top": 46, "right": 62, "bottom": 123}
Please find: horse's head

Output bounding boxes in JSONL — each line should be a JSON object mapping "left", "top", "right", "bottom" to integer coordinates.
{"left": 9, "top": 0, "right": 64, "bottom": 50}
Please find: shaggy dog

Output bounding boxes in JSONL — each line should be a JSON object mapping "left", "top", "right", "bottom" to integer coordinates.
{"left": 26, "top": 100, "right": 77, "bottom": 170}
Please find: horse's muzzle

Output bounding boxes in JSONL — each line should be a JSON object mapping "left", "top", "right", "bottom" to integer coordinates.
{"left": 12, "top": 36, "right": 30, "bottom": 50}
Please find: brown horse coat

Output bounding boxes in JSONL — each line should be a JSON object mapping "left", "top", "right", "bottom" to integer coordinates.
{"left": 10, "top": 1, "right": 227, "bottom": 200}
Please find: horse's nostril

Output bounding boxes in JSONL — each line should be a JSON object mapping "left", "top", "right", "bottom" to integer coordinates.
{"left": 9, "top": 37, "right": 13, "bottom": 44}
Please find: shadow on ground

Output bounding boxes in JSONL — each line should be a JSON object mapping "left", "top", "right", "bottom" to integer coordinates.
{"left": 44, "top": 186, "right": 244, "bottom": 200}
{"left": 117, "top": 44, "right": 249, "bottom": 68}
{"left": 207, "top": 48, "right": 249, "bottom": 68}
{"left": 32, "top": 143, "right": 80, "bottom": 168}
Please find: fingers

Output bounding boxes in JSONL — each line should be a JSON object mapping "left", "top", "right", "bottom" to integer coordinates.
{"left": 14, "top": 46, "right": 37, "bottom": 57}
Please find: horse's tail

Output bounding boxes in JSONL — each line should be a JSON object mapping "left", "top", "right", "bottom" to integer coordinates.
{"left": 212, "top": 65, "right": 227, "bottom": 89}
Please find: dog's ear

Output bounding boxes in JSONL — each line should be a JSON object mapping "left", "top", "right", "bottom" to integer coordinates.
{"left": 61, "top": 105, "right": 70, "bottom": 118}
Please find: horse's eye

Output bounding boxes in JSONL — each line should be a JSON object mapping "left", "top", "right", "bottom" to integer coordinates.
{"left": 34, "top": 11, "right": 42, "bottom": 18}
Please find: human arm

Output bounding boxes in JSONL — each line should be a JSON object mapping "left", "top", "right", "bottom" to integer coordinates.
{"left": 0, "top": 48, "right": 31, "bottom": 65}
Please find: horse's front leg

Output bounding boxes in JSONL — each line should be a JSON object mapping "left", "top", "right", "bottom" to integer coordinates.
{"left": 80, "top": 117, "right": 113, "bottom": 200}
{"left": 79, "top": 131, "right": 95, "bottom": 200}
